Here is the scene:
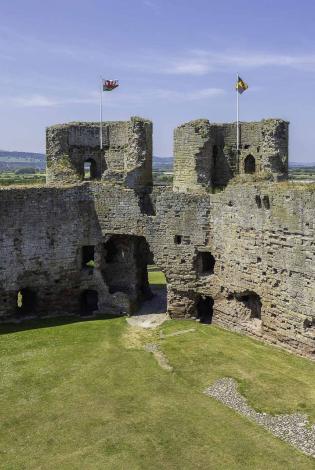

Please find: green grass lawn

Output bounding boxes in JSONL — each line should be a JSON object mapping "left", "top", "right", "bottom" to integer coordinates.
{"left": 148, "top": 265, "right": 167, "bottom": 286}
{"left": 0, "top": 315, "right": 314, "bottom": 469}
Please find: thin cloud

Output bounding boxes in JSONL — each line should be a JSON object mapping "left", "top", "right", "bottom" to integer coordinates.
{"left": 0, "top": 94, "right": 98, "bottom": 108}
{"left": 13, "top": 95, "right": 59, "bottom": 107}
{"left": 161, "top": 50, "right": 315, "bottom": 75}
{"left": 165, "top": 59, "right": 212, "bottom": 76}
{"left": 0, "top": 87, "right": 225, "bottom": 109}
{"left": 2, "top": 24, "right": 315, "bottom": 76}
{"left": 151, "top": 88, "right": 225, "bottom": 101}
{"left": 143, "top": 0, "right": 159, "bottom": 13}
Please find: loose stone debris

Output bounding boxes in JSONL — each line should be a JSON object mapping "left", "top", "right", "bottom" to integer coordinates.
{"left": 204, "top": 377, "right": 315, "bottom": 458}
{"left": 144, "top": 343, "right": 173, "bottom": 371}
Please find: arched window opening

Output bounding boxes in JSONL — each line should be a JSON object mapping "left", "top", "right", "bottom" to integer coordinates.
{"left": 80, "top": 290, "right": 98, "bottom": 316}
{"left": 84, "top": 158, "right": 98, "bottom": 180}
{"left": 16, "top": 288, "right": 37, "bottom": 316}
{"left": 237, "top": 292, "right": 262, "bottom": 319}
{"left": 244, "top": 154, "right": 256, "bottom": 174}
{"left": 196, "top": 295, "right": 214, "bottom": 324}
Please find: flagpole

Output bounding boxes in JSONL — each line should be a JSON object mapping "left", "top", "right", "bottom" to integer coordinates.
{"left": 236, "top": 72, "right": 239, "bottom": 154}
{"left": 100, "top": 76, "right": 103, "bottom": 150}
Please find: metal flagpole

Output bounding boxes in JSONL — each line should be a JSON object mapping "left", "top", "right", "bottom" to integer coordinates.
{"left": 100, "top": 76, "right": 103, "bottom": 150}
{"left": 236, "top": 72, "right": 239, "bottom": 154}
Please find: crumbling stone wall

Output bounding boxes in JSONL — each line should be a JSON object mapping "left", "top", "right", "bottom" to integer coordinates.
{"left": 173, "top": 120, "right": 215, "bottom": 193}
{"left": 203, "top": 184, "right": 315, "bottom": 356}
{"left": 173, "top": 119, "right": 289, "bottom": 192}
{"left": 46, "top": 117, "right": 152, "bottom": 189}
{"left": 0, "top": 118, "right": 313, "bottom": 359}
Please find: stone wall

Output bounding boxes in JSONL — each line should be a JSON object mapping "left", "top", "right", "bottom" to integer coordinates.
{"left": 0, "top": 179, "right": 313, "bottom": 357}
{"left": 173, "top": 119, "right": 289, "bottom": 192}
{"left": 46, "top": 117, "right": 152, "bottom": 189}
{"left": 203, "top": 183, "right": 315, "bottom": 357}
{"left": 0, "top": 184, "right": 209, "bottom": 320}
{"left": 0, "top": 117, "right": 313, "bottom": 359}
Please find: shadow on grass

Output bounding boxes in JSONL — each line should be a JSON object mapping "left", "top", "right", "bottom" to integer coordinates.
{"left": 0, "top": 313, "right": 120, "bottom": 336}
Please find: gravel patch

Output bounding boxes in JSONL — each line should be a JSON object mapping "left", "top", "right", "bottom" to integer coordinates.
{"left": 204, "top": 378, "right": 315, "bottom": 458}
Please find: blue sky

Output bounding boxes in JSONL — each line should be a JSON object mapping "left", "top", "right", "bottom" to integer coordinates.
{"left": 1, "top": 0, "right": 315, "bottom": 161}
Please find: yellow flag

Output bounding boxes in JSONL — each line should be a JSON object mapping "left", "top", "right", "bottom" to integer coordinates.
{"left": 236, "top": 76, "right": 248, "bottom": 94}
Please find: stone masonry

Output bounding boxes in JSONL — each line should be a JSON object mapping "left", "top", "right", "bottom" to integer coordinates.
{"left": 0, "top": 116, "right": 314, "bottom": 358}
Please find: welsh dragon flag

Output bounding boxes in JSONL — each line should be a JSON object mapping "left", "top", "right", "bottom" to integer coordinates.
{"left": 103, "top": 79, "right": 119, "bottom": 91}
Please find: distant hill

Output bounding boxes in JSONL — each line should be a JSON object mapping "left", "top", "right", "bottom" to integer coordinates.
{"left": 0, "top": 150, "right": 46, "bottom": 171}
{"left": 0, "top": 150, "right": 313, "bottom": 173}
{"left": 153, "top": 156, "right": 173, "bottom": 171}
{"left": 0, "top": 150, "right": 172, "bottom": 172}
{"left": 289, "top": 161, "right": 315, "bottom": 168}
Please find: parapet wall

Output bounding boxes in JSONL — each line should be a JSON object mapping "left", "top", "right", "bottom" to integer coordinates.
{"left": 173, "top": 119, "right": 289, "bottom": 193}
{"left": 46, "top": 117, "right": 152, "bottom": 189}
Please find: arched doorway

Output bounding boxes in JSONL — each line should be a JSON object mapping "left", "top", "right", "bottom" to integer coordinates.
{"left": 244, "top": 154, "right": 256, "bottom": 174}
{"left": 102, "top": 234, "right": 167, "bottom": 316}
{"left": 84, "top": 158, "right": 98, "bottom": 180}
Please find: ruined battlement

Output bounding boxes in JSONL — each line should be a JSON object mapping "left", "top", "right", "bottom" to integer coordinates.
{"left": 173, "top": 118, "right": 289, "bottom": 192}
{"left": 46, "top": 116, "right": 152, "bottom": 189}
{"left": 0, "top": 116, "right": 313, "bottom": 359}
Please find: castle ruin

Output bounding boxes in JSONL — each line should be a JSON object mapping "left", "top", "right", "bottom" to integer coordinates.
{"left": 0, "top": 116, "right": 314, "bottom": 358}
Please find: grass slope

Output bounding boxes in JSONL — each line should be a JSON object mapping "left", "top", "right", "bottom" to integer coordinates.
{"left": 0, "top": 315, "right": 314, "bottom": 469}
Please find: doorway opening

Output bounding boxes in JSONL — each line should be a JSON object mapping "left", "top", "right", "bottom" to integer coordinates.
{"left": 196, "top": 295, "right": 214, "bottom": 323}
{"left": 80, "top": 289, "right": 98, "bottom": 316}
{"left": 16, "top": 288, "right": 37, "bottom": 316}
{"left": 84, "top": 158, "right": 98, "bottom": 180}
{"left": 244, "top": 155, "right": 256, "bottom": 174}
{"left": 102, "top": 234, "right": 167, "bottom": 315}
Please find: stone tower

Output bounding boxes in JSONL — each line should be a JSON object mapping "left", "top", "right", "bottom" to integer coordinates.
{"left": 46, "top": 116, "right": 153, "bottom": 190}
{"left": 173, "top": 118, "right": 289, "bottom": 193}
